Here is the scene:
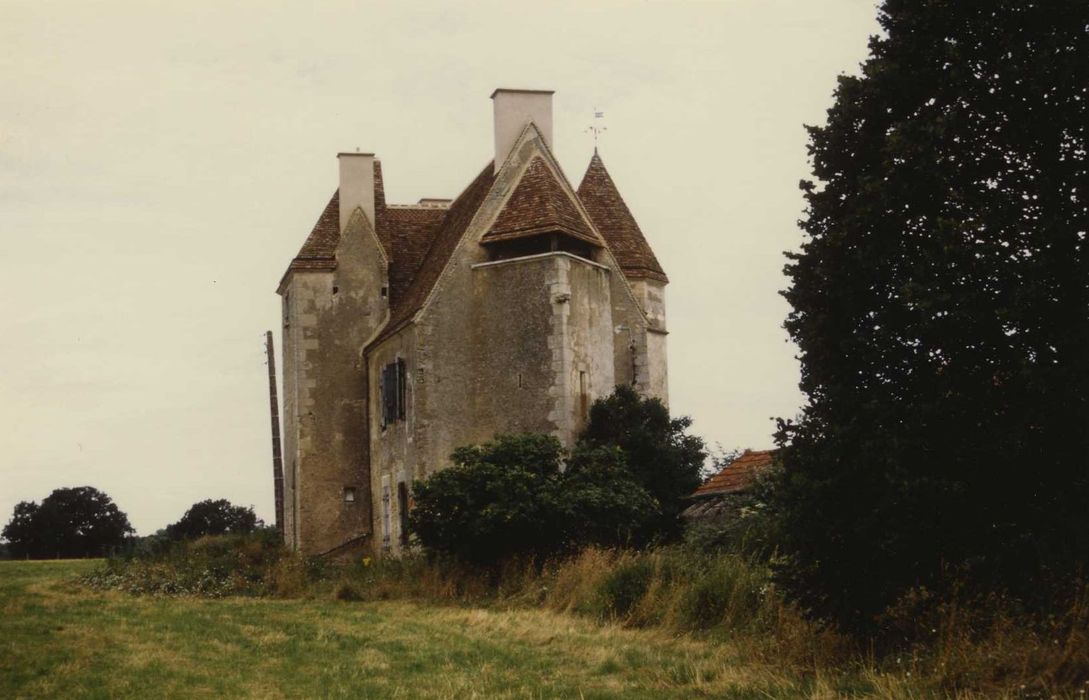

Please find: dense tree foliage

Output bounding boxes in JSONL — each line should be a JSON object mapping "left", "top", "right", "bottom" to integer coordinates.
{"left": 410, "top": 387, "right": 706, "bottom": 563}
{"left": 409, "top": 434, "right": 659, "bottom": 564}
{"left": 581, "top": 385, "right": 706, "bottom": 541}
{"left": 776, "top": 0, "right": 1089, "bottom": 628}
{"left": 165, "top": 499, "right": 261, "bottom": 541}
{"left": 1, "top": 487, "right": 134, "bottom": 559}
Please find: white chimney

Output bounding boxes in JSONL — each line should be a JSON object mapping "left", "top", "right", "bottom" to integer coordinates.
{"left": 337, "top": 152, "right": 375, "bottom": 232}
{"left": 491, "top": 89, "right": 554, "bottom": 173}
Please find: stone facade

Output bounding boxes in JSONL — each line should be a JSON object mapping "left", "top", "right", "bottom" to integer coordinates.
{"left": 277, "top": 89, "right": 669, "bottom": 557}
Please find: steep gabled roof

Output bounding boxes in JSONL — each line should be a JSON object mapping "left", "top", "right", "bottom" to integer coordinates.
{"left": 286, "top": 191, "right": 340, "bottom": 273}
{"left": 367, "top": 162, "right": 497, "bottom": 348}
{"left": 482, "top": 157, "right": 601, "bottom": 247}
{"left": 693, "top": 450, "right": 777, "bottom": 497}
{"left": 281, "top": 161, "right": 447, "bottom": 299}
{"left": 577, "top": 151, "right": 668, "bottom": 283}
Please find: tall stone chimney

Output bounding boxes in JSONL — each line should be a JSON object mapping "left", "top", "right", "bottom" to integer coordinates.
{"left": 491, "top": 89, "right": 554, "bottom": 172}
{"left": 337, "top": 152, "right": 375, "bottom": 231}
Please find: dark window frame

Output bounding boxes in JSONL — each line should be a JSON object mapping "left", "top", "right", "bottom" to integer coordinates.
{"left": 380, "top": 358, "right": 407, "bottom": 428}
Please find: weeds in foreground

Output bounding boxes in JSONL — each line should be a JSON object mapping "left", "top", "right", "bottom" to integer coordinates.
{"left": 80, "top": 534, "right": 1089, "bottom": 698}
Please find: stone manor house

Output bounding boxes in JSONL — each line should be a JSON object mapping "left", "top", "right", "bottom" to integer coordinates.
{"left": 277, "top": 89, "right": 669, "bottom": 557}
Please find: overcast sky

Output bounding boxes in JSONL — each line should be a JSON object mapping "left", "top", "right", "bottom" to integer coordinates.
{"left": 1, "top": 1, "right": 881, "bottom": 534}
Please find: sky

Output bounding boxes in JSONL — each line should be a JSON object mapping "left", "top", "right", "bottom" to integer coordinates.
{"left": 0, "top": 1, "right": 881, "bottom": 535}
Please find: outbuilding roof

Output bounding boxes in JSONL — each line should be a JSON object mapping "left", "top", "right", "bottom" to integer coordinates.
{"left": 693, "top": 449, "right": 777, "bottom": 497}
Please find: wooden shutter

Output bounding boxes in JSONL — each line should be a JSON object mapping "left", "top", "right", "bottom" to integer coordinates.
{"left": 397, "top": 482, "right": 410, "bottom": 547}
{"left": 396, "top": 358, "right": 407, "bottom": 421}
{"left": 382, "top": 363, "right": 397, "bottom": 425}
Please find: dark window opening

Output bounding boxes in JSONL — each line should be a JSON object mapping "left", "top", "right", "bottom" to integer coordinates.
{"left": 579, "top": 371, "right": 589, "bottom": 422}
{"left": 332, "top": 285, "right": 339, "bottom": 295}
{"left": 485, "top": 232, "right": 596, "bottom": 263}
{"left": 380, "top": 358, "right": 407, "bottom": 427}
{"left": 380, "top": 286, "right": 388, "bottom": 298}
{"left": 397, "top": 482, "right": 410, "bottom": 547}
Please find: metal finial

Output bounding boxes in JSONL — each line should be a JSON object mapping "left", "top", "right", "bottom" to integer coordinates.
{"left": 585, "top": 108, "right": 606, "bottom": 149}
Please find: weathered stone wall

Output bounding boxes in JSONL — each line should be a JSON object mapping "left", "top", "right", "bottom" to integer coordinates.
{"left": 630, "top": 278, "right": 669, "bottom": 403}
{"left": 280, "top": 210, "right": 386, "bottom": 556}
{"left": 365, "top": 324, "right": 419, "bottom": 554}
{"left": 363, "top": 127, "right": 669, "bottom": 557}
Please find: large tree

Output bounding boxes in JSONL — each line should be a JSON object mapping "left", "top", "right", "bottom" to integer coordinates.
{"left": 776, "top": 0, "right": 1089, "bottom": 628}
{"left": 2, "top": 487, "right": 134, "bottom": 559}
{"left": 581, "top": 385, "right": 706, "bottom": 542}
{"left": 165, "top": 499, "right": 261, "bottom": 541}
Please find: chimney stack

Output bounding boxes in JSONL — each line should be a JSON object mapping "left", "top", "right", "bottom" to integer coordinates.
{"left": 491, "top": 89, "right": 554, "bottom": 173}
{"left": 337, "top": 152, "right": 375, "bottom": 232}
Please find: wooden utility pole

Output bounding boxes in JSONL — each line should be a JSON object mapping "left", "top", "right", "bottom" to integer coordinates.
{"left": 264, "top": 331, "right": 285, "bottom": 536}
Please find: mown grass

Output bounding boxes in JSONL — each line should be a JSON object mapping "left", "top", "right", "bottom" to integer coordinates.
{"left": 1, "top": 559, "right": 864, "bottom": 699}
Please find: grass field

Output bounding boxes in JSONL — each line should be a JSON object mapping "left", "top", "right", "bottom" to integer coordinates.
{"left": 6, "top": 557, "right": 1036, "bottom": 700}
{"left": 1, "top": 559, "right": 871, "bottom": 699}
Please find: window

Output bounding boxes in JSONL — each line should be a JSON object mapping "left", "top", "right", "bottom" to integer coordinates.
{"left": 397, "top": 482, "right": 410, "bottom": 547}
{"left": 380, "top": 358, "right": 407, "bottom": 427}
{"left": 381, "top": 476, "right": 391, "bottom": 546}
{"left": 343, "top": 487, "right": 356, "bottom": 503}
{"left": 579, "top": 371, "right": 589, "bottom": 422}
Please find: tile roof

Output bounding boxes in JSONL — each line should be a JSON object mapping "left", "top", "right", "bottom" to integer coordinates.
{"left": 482, "top": 157, "right": 601, "bottom": 247}
{"left": 282, "top": 161, "right": 447, "bottom": 302}
{"left": 283, "top": 146, "right": 669, "bottom": 348}
{"left": 367, "top": 161, "right": 497, "bottom": 348}
{"left": 693, "top": 450, "right": 777, "bottom": 497}
{"left": 577, "top": 151, "right": 668, "bottom": 283}
{"left": 287, "top": 191, "right": 340, "bottom": 272}
{"left": 380, "top": 206, "right": 446, "bottom": 304}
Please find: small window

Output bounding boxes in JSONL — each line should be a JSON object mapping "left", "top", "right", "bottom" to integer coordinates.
{"left": 380, "top": 358, "right": 407, "bottom": 427}
{"left": 380, "top": 286, "right": 389, "bottom": 298}
{"left": 332, "top": 285, "right": 339, "bottom": 295}
{"left": 343, "top": 487, "right": 356, "bottom": 503}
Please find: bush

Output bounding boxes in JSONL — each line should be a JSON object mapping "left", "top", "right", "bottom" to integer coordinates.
{"left": 81, "top": 529, "right": 288, "bottom": 598}
{"left": 410, "top": 434, "right": 657, "bottom": 565}
{"left": 595, "top": 558, "right": 654, "bottom": 619}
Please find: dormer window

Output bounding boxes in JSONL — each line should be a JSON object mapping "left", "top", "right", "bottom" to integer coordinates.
{"left": 480, "top": 156, "right": 603, "bottom": 264}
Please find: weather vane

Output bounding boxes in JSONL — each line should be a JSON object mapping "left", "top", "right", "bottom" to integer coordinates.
{"left": 585, "top": 108, "right": 606, "bottom": 151}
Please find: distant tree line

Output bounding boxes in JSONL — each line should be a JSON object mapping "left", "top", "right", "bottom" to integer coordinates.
{"left": 1, "top": 489, "right": 263, "bottom": 560}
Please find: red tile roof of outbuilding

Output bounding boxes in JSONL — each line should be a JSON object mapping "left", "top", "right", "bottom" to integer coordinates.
{"left": 694, "top": 450, "right": 777, "bottom": 496}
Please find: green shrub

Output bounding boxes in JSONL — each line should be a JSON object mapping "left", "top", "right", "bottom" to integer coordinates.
{"left": 595, "top": 557, "right": 654, "bottom": 619}
{"left": 82, "top": 530, "right": 286, "bottom": 598}
{"left": 410, "top": 434, "right": 657, "bottom": 565}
